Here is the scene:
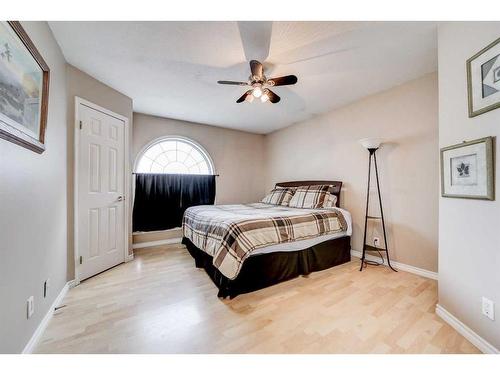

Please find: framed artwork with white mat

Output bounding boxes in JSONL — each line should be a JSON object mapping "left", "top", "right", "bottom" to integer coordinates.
{"left": 467, "top": 37, "right": 500, "bottom": 118}
{"left": 440, "top": 137, "right": 495, "bottom": 200}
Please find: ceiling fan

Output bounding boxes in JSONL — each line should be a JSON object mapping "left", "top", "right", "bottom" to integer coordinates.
{"left": 217, "top": 60, "right": 298, "bottom": 104}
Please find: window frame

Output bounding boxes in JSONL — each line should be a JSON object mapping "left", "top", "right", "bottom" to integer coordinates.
{"left": 134, "top": 136, "right": 215, "bottom": 175}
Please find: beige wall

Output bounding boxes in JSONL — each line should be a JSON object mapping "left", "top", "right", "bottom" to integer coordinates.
{"left": 265, "top": 73, "right": 439, "bottom": 272}
{"left": 438, "top": 22, "right": 500, "bottom": 350}
{"left": 66, "top": 64, "right": 134, "bottom": 274}
{"left": 0, "top": 22, "right": 68, "bottom": 353}
{"left": 133, "top": 113, "right": 266, "bottom": 205}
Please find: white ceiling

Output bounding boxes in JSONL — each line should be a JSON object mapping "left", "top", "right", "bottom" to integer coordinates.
{"left": 49, "top": 21, "right": 437, "bottom": 134}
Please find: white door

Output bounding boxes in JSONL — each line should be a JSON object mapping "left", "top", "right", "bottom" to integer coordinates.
{"left": 77, "top": 103, "right": 126, "bottom": 281}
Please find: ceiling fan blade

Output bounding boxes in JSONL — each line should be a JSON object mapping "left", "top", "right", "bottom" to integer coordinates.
{"left": 217, "top": 80, "right": 248, "bottom": 86}
{"left": 267, "top": 75, "right": 298, "bottom": 86}
{"left": 236, "top": 90, "right": 253, "bottom": 103}
{"left": 267, "top": 89, "right": 281, "bottom": 104}
{"left": 250, "top": 60, "right": 264, "bottom": 79}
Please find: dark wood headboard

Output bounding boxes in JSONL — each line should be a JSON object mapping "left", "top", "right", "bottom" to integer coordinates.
{"left": 275, "top": 180, "right": 343, "bottom": 208}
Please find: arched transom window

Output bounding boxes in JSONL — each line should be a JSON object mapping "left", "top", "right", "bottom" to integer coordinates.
{"left": 136, "top": 137, "right": 214, "bottom": 175}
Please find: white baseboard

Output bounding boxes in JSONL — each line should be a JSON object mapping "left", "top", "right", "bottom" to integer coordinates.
{"left": 350, "top": 249, "right": 438, "bottom": 280}
{"left": 132, "top": 237, "right": 182, "bottom": 249}
{"left": 68, "top": 279, "right": 79, "bottom": 289}
{"left": 435, "top": 304, "right": 499, "bottom": 354}
{"left": 22, "top": 280, "right": 73, "bottom": 354}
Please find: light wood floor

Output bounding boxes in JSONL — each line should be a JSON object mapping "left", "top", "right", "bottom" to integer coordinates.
{"left": 36, "top": 244, "right": 480, "bottom": 354}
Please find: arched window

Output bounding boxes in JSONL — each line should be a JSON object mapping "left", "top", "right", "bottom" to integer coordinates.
{"left": 135, "top": 137, "right": 214, "bottom": 175}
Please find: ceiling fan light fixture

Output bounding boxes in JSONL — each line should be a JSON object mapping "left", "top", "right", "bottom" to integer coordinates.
{"left": 260, "top": 90, "right": 270, "bottom": 103}
{"left": 252, "top": 86, "right": 263, "bottom": 98}
{"left": 245, "top": 93, "right": 254, "bottom": 103}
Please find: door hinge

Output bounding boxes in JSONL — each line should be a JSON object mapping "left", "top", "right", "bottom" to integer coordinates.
{"left": 79, "top": 256, "right": 83, "bottom": 264}
{"left": 79, "top": 121, "right": 82, "bottom": 130}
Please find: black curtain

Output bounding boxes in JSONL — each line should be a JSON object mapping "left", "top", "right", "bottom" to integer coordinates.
{"left": 133, "top": 173, "right": 216, "bottom": 232}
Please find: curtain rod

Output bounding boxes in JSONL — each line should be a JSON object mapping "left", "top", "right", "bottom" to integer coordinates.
{"left": 132, "top": 172, "right": 219, "bottom": 176}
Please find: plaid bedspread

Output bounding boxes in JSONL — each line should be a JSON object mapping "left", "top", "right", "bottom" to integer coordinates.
{"left": 182, "top": 203, "right": 348, "bottom": 280}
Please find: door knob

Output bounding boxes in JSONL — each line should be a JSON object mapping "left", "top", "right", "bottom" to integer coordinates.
{"left": 117, "top": 196, "right": 124, "bottom": 202}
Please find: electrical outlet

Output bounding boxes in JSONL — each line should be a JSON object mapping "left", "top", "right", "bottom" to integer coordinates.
{"left": 43, "top": 279, "right": 50, "bottom": 298}
{"left": 482, "top": 297, "right": 495, "bottom": 321}
{"left": 27, "top": 296, "right": 34, "bottom": 319}
{"left": 373, "top": 237, "right": 380, "bottom": 247}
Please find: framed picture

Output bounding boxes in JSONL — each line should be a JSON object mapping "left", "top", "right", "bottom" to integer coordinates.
{"left": 467, "top": 37, "right": 500, "bottom": 118}
{"left": 0, "top": 21, "right": 50, "bottom": 153}
{"left": 441, "top": 137, "right": 494, "bottom": 200}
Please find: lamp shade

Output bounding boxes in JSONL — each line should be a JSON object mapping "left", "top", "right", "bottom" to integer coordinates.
{"left": 359, "top": 138, "right": 383, "bottom": 149}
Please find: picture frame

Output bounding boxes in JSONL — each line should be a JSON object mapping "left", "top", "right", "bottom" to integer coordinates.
{"left": 440, "top": 137, "right": 495, "bottom": 200}
{"left": 467, "top": 37, "right": 500, "bottom": 118}
{"left": 0, "top": 21, "right": 50, "bottom": 153}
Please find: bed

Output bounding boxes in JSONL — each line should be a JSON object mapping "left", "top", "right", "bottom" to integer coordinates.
{"left": 182, "top": 180, "right": 352, "bottom": 298}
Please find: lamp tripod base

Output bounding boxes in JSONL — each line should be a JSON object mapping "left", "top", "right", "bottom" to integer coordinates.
{"left": 359, "top": 251, "right": 398, "bottom": 272}
{"left": 360, "top": 147, "right": 397, "bottom": 273}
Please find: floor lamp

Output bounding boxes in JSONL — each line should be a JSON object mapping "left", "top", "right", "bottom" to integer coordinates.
{"left": 359, "top": 138, "right": 397, "bottom": 272}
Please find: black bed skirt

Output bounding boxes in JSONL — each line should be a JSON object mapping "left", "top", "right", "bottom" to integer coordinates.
{"left": 182, "top": 236, "right": 351, "bottom": 298}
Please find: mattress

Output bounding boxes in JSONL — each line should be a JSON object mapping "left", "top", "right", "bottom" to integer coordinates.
{"left": 251, "top": 207, "right": 352, "bottom": 255}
